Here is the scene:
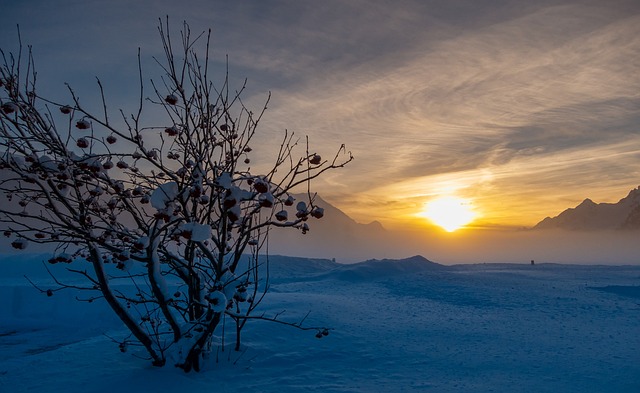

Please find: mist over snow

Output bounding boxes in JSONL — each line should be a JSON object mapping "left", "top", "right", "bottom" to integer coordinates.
{"left": 1, "top": 191, "right": 637, "bottom": 265}
{"left": 267, "top": 195, "right": 639, "bottom": 265}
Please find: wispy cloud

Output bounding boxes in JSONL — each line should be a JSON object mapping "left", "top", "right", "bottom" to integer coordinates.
{"left": 249, "top": 1, "right": 640, "bottom": 226}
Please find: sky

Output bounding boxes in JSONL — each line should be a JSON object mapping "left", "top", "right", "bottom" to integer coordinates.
{"left": 1, "top": 0, "right": 639, "bottom": 233}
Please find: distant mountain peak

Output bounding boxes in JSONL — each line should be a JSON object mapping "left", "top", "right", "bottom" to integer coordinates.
{"left": 623, "top": 186, "right": 640, "bottom": 201}
{"left": 365, "top": 220, "right": 385, "bottom": 229}
{"left": 269, "top": 193, "right": 388, "bottom": 262}
{"left": 579, "top": 198, "right": 595, "bottom": 206}
{"left": 534, "top": 186, "right": 640, "bottom": 231}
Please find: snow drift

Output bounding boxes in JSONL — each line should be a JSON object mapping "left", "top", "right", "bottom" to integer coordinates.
{"left": 1, "top": 254, "right": 640, "bottom": 392}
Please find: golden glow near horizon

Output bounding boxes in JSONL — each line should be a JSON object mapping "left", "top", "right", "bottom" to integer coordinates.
{"left": 419, "top": 196, "right": 477, "bottom": 232}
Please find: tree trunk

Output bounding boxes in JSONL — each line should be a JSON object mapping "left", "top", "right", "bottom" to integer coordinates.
{"left": 177, "top": 311, "right": 221, "bottom": 372}
{"left": 235, "top": 321, "right": 242, "bottom": 352}
{"left": 147, "top": 243, "right": 181, "bottom": 342}
{"left": 88, "top": 245, "right": 165, "bottom": 366}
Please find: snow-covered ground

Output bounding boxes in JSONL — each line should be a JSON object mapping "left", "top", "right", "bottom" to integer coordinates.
{"left": 1, "top": 255, "right": 639, "bottom": 392}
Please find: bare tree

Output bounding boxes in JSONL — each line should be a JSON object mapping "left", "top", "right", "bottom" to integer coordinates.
{"left": 0, "top": 19, "right": 352, "bottom": 372}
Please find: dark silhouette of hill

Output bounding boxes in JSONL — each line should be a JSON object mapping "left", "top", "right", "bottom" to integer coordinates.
{"left": 329, "top": 255, "right": 444, "bottom": 281}
{"left": 534, "top": 186, "right": 640, "bottom": 230}
{"left": 265, "top": 254, "right": 443, "bottom": 282}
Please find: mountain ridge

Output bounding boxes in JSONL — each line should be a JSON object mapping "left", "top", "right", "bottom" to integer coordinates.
{"left": 533, "top": 186, "right": 640, "bottom": 231}
{"left": 268, "top": 194, "right": 390, "bottom": 262}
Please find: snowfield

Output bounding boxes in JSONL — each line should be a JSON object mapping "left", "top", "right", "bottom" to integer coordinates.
{"left": 1, "top": 255, "right": 639, "bottom": 392}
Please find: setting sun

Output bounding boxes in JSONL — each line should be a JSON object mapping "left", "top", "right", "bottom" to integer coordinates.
{"left": 420, "top": 196, "right": 477, "bottom": 232}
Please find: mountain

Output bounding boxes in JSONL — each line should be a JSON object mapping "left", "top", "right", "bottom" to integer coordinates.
{"left": 533, "top": 186, "right": 640, "bottom": 230}
{"left": 268, "top": 194, "right": 390, "bottom": 262}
